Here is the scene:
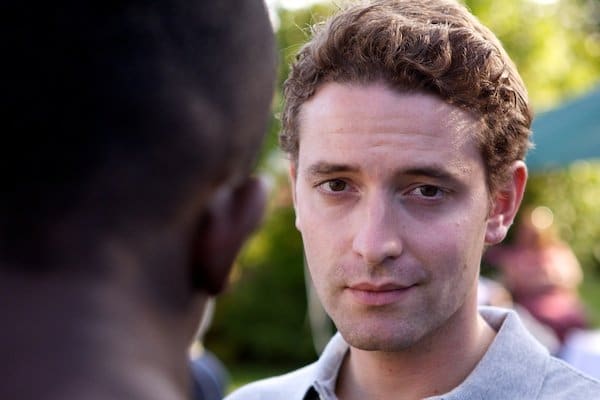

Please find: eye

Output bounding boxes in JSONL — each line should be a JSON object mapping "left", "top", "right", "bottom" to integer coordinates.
{"left": 323, "top": 179, "right": 347, "bottom": 192}
{"left": 417, "top": 185, "right": 440, "bottom": 197}
{"left": 408, "top": 185, "right": 445, "bottom": 199}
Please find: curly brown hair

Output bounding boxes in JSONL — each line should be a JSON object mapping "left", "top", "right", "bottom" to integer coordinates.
{"left": 281, "top": 0, "right": 532, "bottom": 193}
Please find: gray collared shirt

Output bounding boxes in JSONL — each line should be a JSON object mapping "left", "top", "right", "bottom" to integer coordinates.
{"left": 226, "top": 307, "right": 600, "bottom": 399}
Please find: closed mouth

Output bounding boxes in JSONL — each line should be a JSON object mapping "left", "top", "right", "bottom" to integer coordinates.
{"left": 346, "top": 283, "right": 417, "bottom": 306}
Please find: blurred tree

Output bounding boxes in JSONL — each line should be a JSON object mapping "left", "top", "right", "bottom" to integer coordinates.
{"left": 465, "top": 0, "right": 600, "bottom": 110}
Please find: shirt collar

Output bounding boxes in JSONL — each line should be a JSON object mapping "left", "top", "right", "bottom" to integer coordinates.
{"left": 304, "top": 332, "right": 348, "bottom": 399}
{"left": 303, "top": 307, "right": 549, "bottom": 400}
{"left": 426, "top": 307, "right": 549, "bottom": 399}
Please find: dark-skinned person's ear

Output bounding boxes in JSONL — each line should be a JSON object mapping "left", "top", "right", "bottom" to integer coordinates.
{"left": 485, "top": 161, "right": 528, "bottom": 245}
{"left": 189, "top": 176, "right": 267, "bottom": 295}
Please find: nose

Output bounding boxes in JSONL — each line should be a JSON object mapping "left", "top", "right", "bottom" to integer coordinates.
{"left": 352, "top": 191, "right": 402, "bottom": 266}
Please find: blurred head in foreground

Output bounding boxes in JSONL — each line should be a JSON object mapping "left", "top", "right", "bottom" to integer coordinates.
{"left": 1, "top": 1, "right": 275, "bottom": 399}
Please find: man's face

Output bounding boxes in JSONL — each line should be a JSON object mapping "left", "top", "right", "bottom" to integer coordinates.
{"left": 291, "top": 82, "right": 497, "bottom": 351}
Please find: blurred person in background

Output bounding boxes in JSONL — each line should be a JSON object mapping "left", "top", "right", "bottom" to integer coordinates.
{"left": 477, "top": 276, "right": 562, "bottom": 355}
{"left": 485, "top": 206, "right": 589, "bottom": 344}
{"left": 227, "top": 0, "right": 600, "bottom": 399}
{"left": 0, "top": 1, "right": 275, "bottom": 399}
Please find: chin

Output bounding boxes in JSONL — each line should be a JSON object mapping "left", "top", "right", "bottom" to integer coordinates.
{"left": 339, "top": 324, "right": 424, "bottom": 352}
{"left": 346, "top": 335, "right": 419, "bottom": 352}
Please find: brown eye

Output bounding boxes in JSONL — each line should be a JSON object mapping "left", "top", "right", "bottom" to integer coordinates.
{"left": 419, "top": 185, "right": 440, "bottom": 197}
{"left": 327, "top": 180, "right": 347, "bottom": 192}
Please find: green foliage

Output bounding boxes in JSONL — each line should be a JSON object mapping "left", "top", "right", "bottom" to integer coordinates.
{"left": 464, "top": 0, "right": 600, "bottom": 110}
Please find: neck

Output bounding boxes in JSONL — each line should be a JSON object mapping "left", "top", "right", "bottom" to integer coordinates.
{"left": 0, "top": 267, "right": 205, "bottom": 400}
{"left": 336, "top": 301, "right": 496, "bottom": 400}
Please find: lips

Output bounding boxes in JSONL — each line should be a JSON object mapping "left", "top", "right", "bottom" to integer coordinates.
{"left": 350, "top": 282, "right": 411, "bottom": 291}
{"left": 346, "top": 282, "right": 416, "bottom": 306}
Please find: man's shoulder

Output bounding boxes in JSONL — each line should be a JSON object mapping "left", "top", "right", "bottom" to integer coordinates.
{"left": 473, "top": 307, "right": 600, "bottom": 399}
{"left": 225, "top": 362, "right": 318, "bottom": 400}
{"left": 539, "top": 356, "right": 600, "bottom": 398}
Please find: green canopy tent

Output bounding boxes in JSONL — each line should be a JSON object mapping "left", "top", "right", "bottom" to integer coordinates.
{"left": 527, "top": 86, "right": 600, "bottom": 171}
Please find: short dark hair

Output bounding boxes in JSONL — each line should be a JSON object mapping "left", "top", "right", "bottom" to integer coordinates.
{"left": 1, "top": 0, "right": 275, "bottom": 268}
{"left": 282, "top": 0, "right": 532, "bottom": 193}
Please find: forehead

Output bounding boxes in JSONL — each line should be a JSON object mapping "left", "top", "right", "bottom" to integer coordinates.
{"left": 300, "top": 82, "right": 479, "bottom": 136}
{"left": 296, "top": 82, "right": 484, "bottom": 169}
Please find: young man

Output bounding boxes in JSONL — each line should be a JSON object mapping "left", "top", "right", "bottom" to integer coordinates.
{"left": 0, "top": 1, "right": 275, "bottom": 399}
{"left": 227, "top": 0, "right": 600, "bottom": 399}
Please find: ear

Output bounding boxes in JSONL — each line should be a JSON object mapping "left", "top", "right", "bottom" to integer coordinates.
{"left": 288, "top": 162, "right": 301, "bottom": 231}
{"left": 189, "top": 177, "right": 267, "bottom": 295}
{"left": 485, "top": 161, "right": 528, "bottom": 245}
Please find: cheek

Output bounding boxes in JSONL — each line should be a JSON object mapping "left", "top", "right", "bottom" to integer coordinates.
{"left": 296, "top": 194, "right": 344, "bottom": 247}
{"left": 294, "top": 187, "right": 316, "bottom": 233}
{"left": 301, "top": 228, "right": 337, "bottom": 275}
{"left": 416, "top": 218, "right": 486, "bottom": 273}
{"left": 300, "top": 221, "right": 347, "bottom": 293}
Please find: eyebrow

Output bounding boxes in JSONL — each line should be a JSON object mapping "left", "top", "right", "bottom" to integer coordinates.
{"left": 305, "top": 161, "right": 464, "bottom": 184}
{"left": 306, "top": 162, "right": 359, "bottom": 176}
{"left": 402, "top": 166, "right": 458, "bottom": 181}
